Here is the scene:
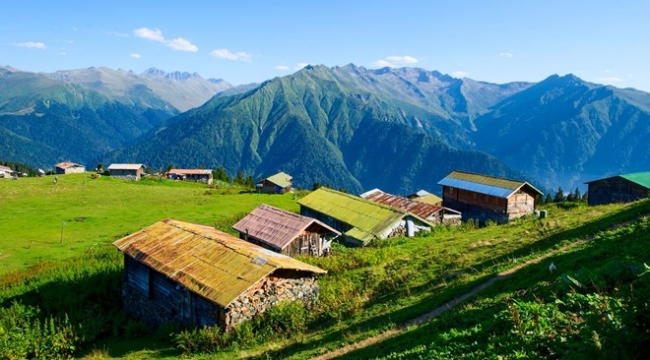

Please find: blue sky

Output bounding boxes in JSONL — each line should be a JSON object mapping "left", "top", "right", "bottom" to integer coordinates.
{"left": 2, "top": 1, "right": 649, "bottom": 91}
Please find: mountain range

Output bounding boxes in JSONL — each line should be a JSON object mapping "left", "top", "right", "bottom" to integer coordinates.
{"left": 1, "top": 64, "right": 648, "bottom": 195}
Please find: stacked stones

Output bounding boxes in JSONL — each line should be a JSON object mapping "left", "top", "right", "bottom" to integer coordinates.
{"left": 224, "top": 276, "right": 319, "bottom": 328}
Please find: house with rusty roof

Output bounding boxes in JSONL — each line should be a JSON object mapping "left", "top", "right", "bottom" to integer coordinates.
{"left": 107, "top": 163, "right": 146, "bottom": 181}
{"left": 298, "top": 187, "right": 432, "bottom": 246}
{"left": 233, "top": 204, "right": 340, "bottom": 257}
{"left": 166, "top": 168, "right": 213, "bottom": 184}
{"left": 406, "top": 190, "right": 443, "bottom": 206}
{"left": 361, "top": 189, "right": 461, "bottom": 226}
{"left": 438, "top": 170, "right": 543, "bottom": 224}
{"left": 0, "top": 165, "right": 13, "bottom": 178}
{"left": 113, "top": 219, "right": 326, "bottom": 329}
{"left": 54, "top": 161, "right": 86, "bottom": 175}
{"left": 257, "top": 171, "right": 293, "bottom": 194}
{"left": 585, "top": 172, "right": 650, "bottom": 206}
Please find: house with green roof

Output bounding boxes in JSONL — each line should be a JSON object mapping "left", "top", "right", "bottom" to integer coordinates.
{"left": 437, "top": 170, "right": 543, "bottom": 224}
{"left": 257, "top": 171, "right": 293, "bottom": 194}
{"left": 585, "top": 172, "right": 650, "bottom": 206}
{"left": 298, "top": 187, "right": 432, "bottom": 246}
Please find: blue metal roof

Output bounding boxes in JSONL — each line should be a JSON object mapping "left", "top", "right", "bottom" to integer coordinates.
{"left": 437, "top": 177, "right": 518, "bottom": 198}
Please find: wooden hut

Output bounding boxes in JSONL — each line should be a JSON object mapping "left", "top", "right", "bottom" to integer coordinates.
{"left": 233, "top": 204, "right": 340, "bottom": 256}
{"left": 113, "top": 219, "right": 326, "bottom": 329}
{"left": 54, "top": 161, "right": 86, "bottom": 174}
{"left": 585, "top": 172, "right": 650, "bottom": 206}
{"left": 361, "top": 189, "right": 461, "bottom": 226}
{"left": 437, "top": 170, "right": 542, "bottom": 224}
{"left": 108, "top": 163, "right": 146, "bottom": 180}
{"left": 298, "top": 187, "right": 432, "bottom": 246}
{"left": 0, "top": 165, "right": 13, "bottom": 178}
{"left": 166, "top": 169, "right": 214, "bottom": 184}
{"left": 406, "top": 190, "right": 443, "bottom": 206}
{"left": 257, "top": 172, "right": 293, "bottom": 194}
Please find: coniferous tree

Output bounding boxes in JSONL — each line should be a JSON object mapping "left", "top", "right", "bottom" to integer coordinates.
{"left": 554, "top": 187, "right": 565, "bottom": 202}
{"left": 245, "top": 175, "right": 254, "bottom": 189}
{"left": 545, "top": 193, "right": 553, "bottom": 204}
{"left": 234, "top": 170, "right": 245, "bottom": 185}
{"left": 573, "top": 187, "right": 581, "bottom": 202}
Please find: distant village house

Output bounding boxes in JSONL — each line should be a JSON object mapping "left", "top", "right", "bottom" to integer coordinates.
{"left": 585, "top": 172, "right": 650, "bottom": 206}
{"left": 298, "top": 187, "right": 432, "bottom": 246}
{"left": 108, "top": 163, "right": 146, "bottom": 181}
{"left": 438, "top": 170, "right": 542, "bottom": 224}
{"left": 113, "top": 219, "right": 326, "bottom": 330}
{"left": 257, "top": 172, "right": 293, "bottom": 194}
{"left": 406, "top": 190, "right": 443, "bottom": 207}
{"left": 233, "top": 204, "right": 340, "bottom": 257}
{"left": 166, "top": 168, "right": 213, "bottom": 184}
{"left": 0, "top": 165, "right": 13, "bottom": 178}
{"left": 361, "top": 189, "right": 461, "bottom": 226}
{"left": 54, "top": 161, "right": 86, "bottom": 174}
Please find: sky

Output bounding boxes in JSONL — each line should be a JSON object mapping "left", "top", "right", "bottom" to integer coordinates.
{"left": 2, "top": 0, "right": 649, "bottom": 91}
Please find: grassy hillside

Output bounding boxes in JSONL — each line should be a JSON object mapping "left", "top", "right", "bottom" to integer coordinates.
{"left": 0, "top": 175, "right": 648, "bottom": 359}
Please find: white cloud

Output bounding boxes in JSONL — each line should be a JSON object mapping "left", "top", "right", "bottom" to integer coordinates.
{"left": 166, "top": 37, "right": 198, "bottom": 52}
{"left": 134, "top": 27, "right": 165, "bottom": 42}
{"left": 371, "top": 55, "right": 419, "bottom": 68}
{"left": 274, "top": 65, "right": 290, "bottom": 71}
{"left": 371, "top": 59, "right": 394, "bottom": 68}
{"left": 597, "top": 76, "right": 623, "bottom": 83}
{"left": 14, "top": 42, "right": 46, "bottom": 49}
{"left": 452, "top": 71, "right": 469, "bottom": 78}
{"left": 210, "top": 48, "right": 252, "bottom": 62}
{"left": 130, "top": 53, "right": 141, "bottom": 59}
{"left": 295, "top": 62, "right": 310, "bottom": 70}
{"left": 499, "top": 52, "right": 513, "bottom": 58}
{"left": 385, "top": 55, "right": 418, "bottom": 64}
{"left": 133, "top": 27, "right": 198, "bottom": 52}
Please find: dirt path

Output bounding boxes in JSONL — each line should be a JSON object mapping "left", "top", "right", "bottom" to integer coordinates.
{"left": 311, "top": 238, "right": 589, "bottom": 360}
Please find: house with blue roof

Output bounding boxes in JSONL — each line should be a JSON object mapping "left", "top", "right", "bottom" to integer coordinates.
{"left": 437, "top": 170, "right": 543, "bottom": 224}
{"left": 585, "top": 172, "right": 650, "bottom": 206}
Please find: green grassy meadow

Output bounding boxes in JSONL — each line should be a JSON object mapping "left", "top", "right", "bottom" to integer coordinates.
{"left": 1, "top": 174, "right": 648, "bottom": 359}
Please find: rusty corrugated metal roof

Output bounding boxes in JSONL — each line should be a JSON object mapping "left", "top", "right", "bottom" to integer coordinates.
{"left": 360, "top": 189, "right": 459, "bottom": 219}
{"left": 232, "top": 204, "right": 340, "bottom": 251}
{"left": 55, "top": 161, "right": 84, "bottom": 169}
{"left": 113, "top": 219, "right": 326, "bottom": 307}
{"left": 108, "top": 163, "right": 145, "bottom": 171}
{"left": 167, "top": 169, "right": 213, "bottom": 175}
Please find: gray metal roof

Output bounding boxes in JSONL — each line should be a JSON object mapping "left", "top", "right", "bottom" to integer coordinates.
{"left": 437, "top": 177, "right": 518, "bottom": 198}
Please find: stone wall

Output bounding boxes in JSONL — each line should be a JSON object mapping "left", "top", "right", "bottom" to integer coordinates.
{"left": 223, "top": 276, "right": 319, "bottom": 329}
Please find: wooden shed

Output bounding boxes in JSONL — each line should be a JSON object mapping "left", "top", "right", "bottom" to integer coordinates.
{"left": 586, "top": 172, "right": 650, "bottom": 206}
{"left": 437, "top": 170, "right": 543, "bottom": 224}
{"left": 232, "top": 204, "right": 340, "bottom": 256}
{"left": 54, "top": 161, "right": 86, "bottom": 174}
{"left": 361, "top": 189, "right": 461, "bottom": 226}
{"left": 406, "top": 190, "right": 443, "bottom": 206}
{"left": 298, "top": 187, "right": 432, "bottom": 246}
{"left": 0, "top": 165, "right": 13, "bottom": 178}
{"left": 257, "top": 172, "right": 293, "bottom": 194}
{"left": 166, "top": 169, "right": 214, "bottom": 184}
{"left": 108, "top": 163, "right": 146, "bottom": 181}
{"left": 113, "top": 219, "right": 326, "bottom": 329}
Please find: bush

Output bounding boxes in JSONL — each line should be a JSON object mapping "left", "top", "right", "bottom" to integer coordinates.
{"left": 0, "top": 302, "right": 78, "bottom": 359}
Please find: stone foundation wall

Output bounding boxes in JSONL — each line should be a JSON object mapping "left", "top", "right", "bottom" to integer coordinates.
{"left": 224, "top": 276, "right": 319, "bottom": 328}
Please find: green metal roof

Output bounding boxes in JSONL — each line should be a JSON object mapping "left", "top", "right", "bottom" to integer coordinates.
{"left": 298, "top": 187, "right": 407, "bottom": 245}
{"left": 619, "top": 172, "right": 650, "bottom": 189}
{"left": 264, "top": 172, "right": 292, "bottom": 188}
